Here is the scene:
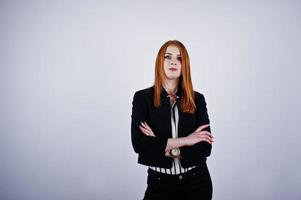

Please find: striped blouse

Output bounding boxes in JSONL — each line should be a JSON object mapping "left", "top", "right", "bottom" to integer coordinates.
{"left": 149, "top": 91, "right": 196, "bottom": 175}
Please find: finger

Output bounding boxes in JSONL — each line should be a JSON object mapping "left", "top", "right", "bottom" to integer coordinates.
{"left": 143, "top": 121, "right": 149, "bottom": 127}
{"left": 147, "top": 131, "right": 155, "bottom": 137}
{"left": 202, "top": 134, "right": 214, "bottom": 141}
{"left": 204, "top": 136, "right": 214, "bottom": 143}
{"left": 203, "top": 132, "right": 214, "bottom": 138}
{"left": 196, "top": 134, "right": 214, "bottom": 142}
{"left": 142, "top": 129, "right": 151, "bottom": 136}
{"left": 196, "top": 131, "right": 214, "bottom": 138}
{"left": 139, "top": 125, "right": 150, "bottom": 136}
{"left": 140, "top": 126, "right": 150, "bottom": 134}
{"left": 204, "top": 139, "right": 213, "bottom": 144}
{"left": 165, "top": 150, "right": 172, "bottom": 157}
{"left": 142, "top": 122, "right": 155, "bottom": 136}
{"left": 199, "top": 136, "right": 213, "bottom": 144}
{"left": 143, "top": 122, "right": 152, "bottom": 131}
{"left": 149, "top": 132, "right": 156, "bottom": 137}
{"left": 140, "top": 122, "right": 148, "bottom": 129}
{"left": 141, "top": 122, "right": 152, "bottom": 132}
{"left": 206, "top": 138, "right": 214, "bottom": 143}
{"left": 195, "top": 124, "right": 210, "bottom": 132}
{"left": 139, "top": 126, "right": 148, "bottom": 135}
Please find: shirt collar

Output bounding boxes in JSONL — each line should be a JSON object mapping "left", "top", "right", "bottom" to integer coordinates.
{"left": 161, "top": 85, "right": 182, "bottom": 99}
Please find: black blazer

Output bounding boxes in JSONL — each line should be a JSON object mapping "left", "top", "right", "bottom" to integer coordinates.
{"left": 131, "top": 86, "right": 212, "bottom": 168}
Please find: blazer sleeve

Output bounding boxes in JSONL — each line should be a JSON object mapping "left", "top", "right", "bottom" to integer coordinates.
{"left": 180, "top": 93, "right": 212, "bottom": 160}
{"left": 131, "top": 91, "right": 168, "bottom": 157}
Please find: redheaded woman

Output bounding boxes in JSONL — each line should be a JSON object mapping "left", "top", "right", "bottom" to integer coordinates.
{"left": 131, "top": 40, "right": 214, "bottom": 200}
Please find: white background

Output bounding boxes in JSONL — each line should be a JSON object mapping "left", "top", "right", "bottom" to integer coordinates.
{"left": 1, "top": 0, "right": 300, "bottom": 199}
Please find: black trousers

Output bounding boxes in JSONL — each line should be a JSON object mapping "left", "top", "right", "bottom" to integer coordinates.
{"left": 143, "top": 164, "right": 213, "bottom": 200}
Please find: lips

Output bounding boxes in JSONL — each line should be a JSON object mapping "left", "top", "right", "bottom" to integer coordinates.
{"left": 168, "top": 68, "right": 177, "bottom": 71}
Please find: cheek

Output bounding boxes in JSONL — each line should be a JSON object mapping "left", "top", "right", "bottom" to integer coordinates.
{"left": 178, "top": 64, "right": 181, "bottom": 72}
{"left": 163, "top": 62, "right": 167, "bottom": 70}
{"left": 163, "top": 63, "right": 169, "bottom": 74}
{"left": 164, "top": 60, "right": 169, "bottom": 66}
{"left": 164, "top": 60, "right": 168, "bottom": 67}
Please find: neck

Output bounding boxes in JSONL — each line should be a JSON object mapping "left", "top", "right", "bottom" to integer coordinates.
{"left": 163, "top": 79, "right": 179, "bottom": 95}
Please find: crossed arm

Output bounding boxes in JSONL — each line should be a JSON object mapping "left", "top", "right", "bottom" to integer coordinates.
{"left": 139, "top": 121, "right": 214, "bottom": 158}
{"left": 131, "top": 91, "right": 214, "bottom": 159}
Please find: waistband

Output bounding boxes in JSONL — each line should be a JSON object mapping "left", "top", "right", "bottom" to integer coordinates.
{"left": 147, "top": 164, "right": 207, "bottom": 181}
{"left": 148, "top": 165, "right": 196, "bottom": 175}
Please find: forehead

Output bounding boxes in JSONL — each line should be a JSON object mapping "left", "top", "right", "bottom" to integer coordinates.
{"left": 165, "top": 45, "right": 180, "bottom": 55}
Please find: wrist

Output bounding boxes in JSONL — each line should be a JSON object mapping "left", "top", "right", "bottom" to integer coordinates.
{"left": 165, "top": 137, "right": 189, "bottom": 153}
{"left": 180, "top": 137, "right": 188, "bottom": 147}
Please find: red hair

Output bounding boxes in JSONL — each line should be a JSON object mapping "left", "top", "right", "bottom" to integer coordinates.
{"left": 153, "top": 40, "right": 196, "bottom": 113}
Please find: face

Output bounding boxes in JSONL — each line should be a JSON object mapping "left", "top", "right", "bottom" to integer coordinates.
{"left": 163, "top": 45, "right": 182, "bottom": 80}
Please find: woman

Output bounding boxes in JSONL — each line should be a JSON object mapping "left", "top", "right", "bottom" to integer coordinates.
{"left": 131, "top": 40, "right": 214, "bottom": 200}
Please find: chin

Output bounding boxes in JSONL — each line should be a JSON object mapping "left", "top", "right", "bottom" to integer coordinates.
{"left": 166, "top": 76, "right": 180, "bottom": 80}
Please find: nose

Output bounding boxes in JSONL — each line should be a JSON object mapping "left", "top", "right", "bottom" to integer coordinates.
{"left": 170, "top": 58, "right": 178, "bottom": 66}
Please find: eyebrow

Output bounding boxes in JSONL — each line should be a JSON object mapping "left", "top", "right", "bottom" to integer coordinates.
{"left": 165, "top": 53, "right": 181, "bottom": 56}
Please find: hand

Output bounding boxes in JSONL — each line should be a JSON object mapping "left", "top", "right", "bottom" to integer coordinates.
{"left": 139, "top": 121, "right": 156, "bottom": 137}
{"left": 184, "top": 124, "right": 214, "bottom": 146}
{"left": 139, "top": 122, "right": 181, "bottom": 159}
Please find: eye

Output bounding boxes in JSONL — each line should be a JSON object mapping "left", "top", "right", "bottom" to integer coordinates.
{"left": 177, "top": 57, "right": 182, "bottom": 61}
{"left": 164, "top": 55, "right": 171, "bottom": 59}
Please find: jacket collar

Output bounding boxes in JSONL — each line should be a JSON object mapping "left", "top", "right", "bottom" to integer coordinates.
{"left": 161, "top": 85, "right": 183, "bottom": 99}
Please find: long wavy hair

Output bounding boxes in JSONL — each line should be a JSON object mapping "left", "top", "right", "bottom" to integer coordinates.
{"left": 153, "top": 40, "right": 196, "bottom": 113}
